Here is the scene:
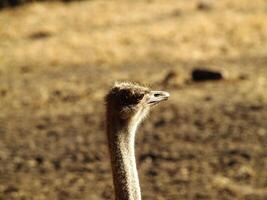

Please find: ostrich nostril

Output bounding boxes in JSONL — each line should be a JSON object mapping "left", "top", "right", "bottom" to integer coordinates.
{"left": 154, "top": 93, "right": 161, "bottom": 97}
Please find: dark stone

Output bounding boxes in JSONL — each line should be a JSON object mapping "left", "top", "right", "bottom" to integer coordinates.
{"left": 35, "top": 156, "right": 44, "bottom": 165}
{"left": 29, "top": 31, "right": 51, "bottom": 40}
{"left": 0, "top": 89, "right": 7, "bottom": 97}
{"left": 0, "top": 0, "right": 24, "bottom": 8}
{"left": 197, "top": 1, "right": 213, "bottom": 11}
{"left": 4, "top": 185, "right": 18, "bottom": 194}
{"left": 192, "top": 68, "right": 223, "bottom": 81}
{"left": 154, "top": 119, "right": 166, "bottom": 127}
{"left": 147, "top": 169, "right": 158, "bottom": 177}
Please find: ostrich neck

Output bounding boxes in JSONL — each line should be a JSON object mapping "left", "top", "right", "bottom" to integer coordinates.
{"left": 107, "top": 117, "right": 142, "bottom": 200}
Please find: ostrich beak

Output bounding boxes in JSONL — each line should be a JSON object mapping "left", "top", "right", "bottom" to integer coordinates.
{"left": 148, "top": 90, "right": 170, "bottom": 105}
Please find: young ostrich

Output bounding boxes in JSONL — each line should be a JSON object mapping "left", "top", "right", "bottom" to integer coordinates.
{"left": 105, "top": 82, "right": 169, "bottom": 200}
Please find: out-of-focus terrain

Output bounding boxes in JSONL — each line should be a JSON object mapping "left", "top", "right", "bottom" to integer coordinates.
{"left": 0, "top": 0, "right": 267, "bottom": 199}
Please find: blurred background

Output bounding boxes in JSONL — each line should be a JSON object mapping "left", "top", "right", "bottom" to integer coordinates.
{"left": 0, "top": 0, "right": 267, "bottom": 199}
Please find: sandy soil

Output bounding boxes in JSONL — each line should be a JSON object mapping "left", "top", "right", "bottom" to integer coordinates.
{"left": 0, "top": 0, "right": 267, "bottom": 199}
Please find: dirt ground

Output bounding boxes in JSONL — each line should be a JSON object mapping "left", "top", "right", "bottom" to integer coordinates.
{"left": 0, "top": 0, "right": 267, "bottom": 199}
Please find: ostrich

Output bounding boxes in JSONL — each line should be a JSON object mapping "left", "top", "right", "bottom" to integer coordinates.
{"left": 105, "top": 82, "right": 169, "bottom": 200}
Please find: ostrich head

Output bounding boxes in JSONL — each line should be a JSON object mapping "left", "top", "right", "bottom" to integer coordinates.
{"left": 105, "top": 82, "right": 169, "bottom": 200}
{"left": 105, "top": 82, "right": 169, "bottom": 131}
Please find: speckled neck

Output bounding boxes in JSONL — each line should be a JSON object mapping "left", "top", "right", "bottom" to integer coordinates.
{"left": 106, "top": 115, "right": 142, "bottom": 200}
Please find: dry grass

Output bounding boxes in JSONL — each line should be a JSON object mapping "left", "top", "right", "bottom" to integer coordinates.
{"left": 1, "top": 0, "right": 267, "bottom": 69}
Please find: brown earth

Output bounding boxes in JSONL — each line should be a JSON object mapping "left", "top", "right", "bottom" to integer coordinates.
{"left": 0, "top": 0, "right": 267, "bottom": 199}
